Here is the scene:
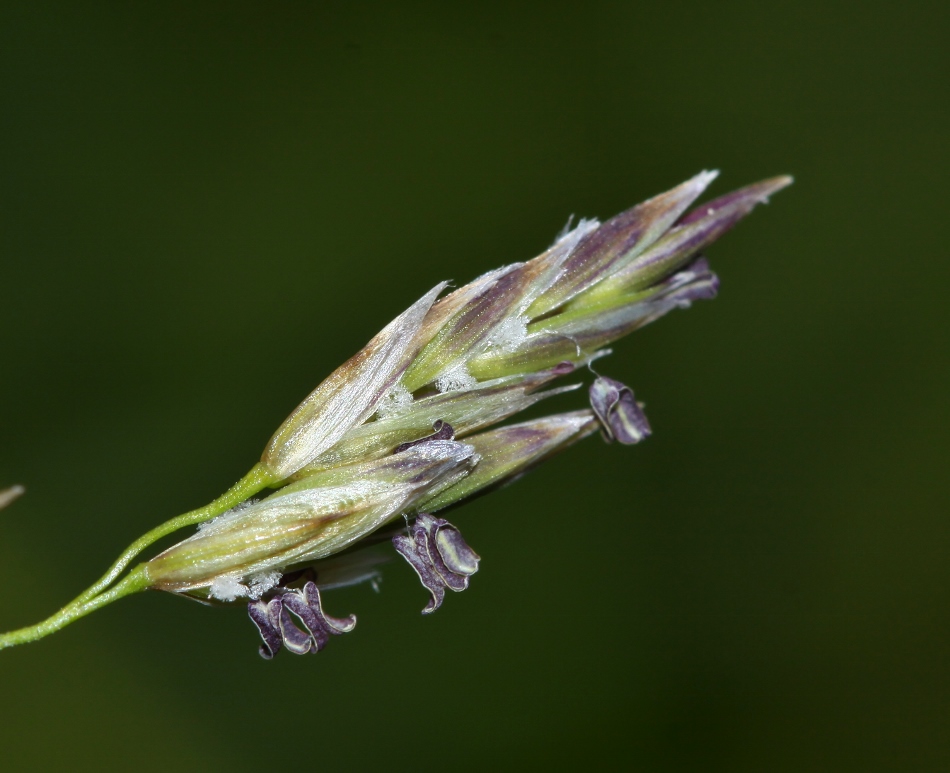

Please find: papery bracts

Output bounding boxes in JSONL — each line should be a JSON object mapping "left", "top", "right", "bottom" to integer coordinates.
{"left": 0, "top": 172, "right": 791, "bottom": 654}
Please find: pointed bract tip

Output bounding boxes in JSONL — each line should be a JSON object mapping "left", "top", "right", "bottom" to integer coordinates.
{"left": 667, "top": 170, "right": 718, "bottom": 205}
{"left": 262, "top": 281, "right": 448, "bottom": 478}
{"left": 659, "top": 169, "right": 719, "bottom": 207}
{"left": 748, "top": 174, "right": 794, "bottom": 202}
{"left": 679, "top": 174, "right": 793, "bottom": 226}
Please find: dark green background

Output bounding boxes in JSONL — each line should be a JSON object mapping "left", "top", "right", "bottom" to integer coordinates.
{"left": 1, "top": 2, "right": 947, "bottom": 771}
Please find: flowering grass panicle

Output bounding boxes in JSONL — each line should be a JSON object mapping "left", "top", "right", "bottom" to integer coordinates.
{"left": 0, "top": 171, "right": 791, "bottom": 655}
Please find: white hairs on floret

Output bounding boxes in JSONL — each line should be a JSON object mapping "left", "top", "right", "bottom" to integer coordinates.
{"left": 208, "top": 574, "right": 248, "bottom": 602}
{"left": 247, "top": 571, "right": 282, "bottom": 600}
{"left": 375, "top": 383, "right": 414, "bottom": 419}
{"left": 434, "top": 363, "right": 477, "bottom": 393}
{"left": 486, "top": 315, "right": 529, "bottom": 352}
{"left": 208, "top": 570, "right": 282, "bottom": 602}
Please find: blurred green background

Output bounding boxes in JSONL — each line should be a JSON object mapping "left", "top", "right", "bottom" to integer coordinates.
{"left": 1, "top": 2, "right": 947, "bottom": 771}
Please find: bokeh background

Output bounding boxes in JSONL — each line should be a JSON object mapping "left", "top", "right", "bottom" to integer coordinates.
{"left": 1, "top": 2, "right": 948, "bottom": 771}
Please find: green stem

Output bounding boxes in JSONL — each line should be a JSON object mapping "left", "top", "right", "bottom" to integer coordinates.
{"left": 0, "top": 566, "right": 149, "bottom": 650}
{"left": 72, "top": 463, "right": 276, "bottom": 605}
{"left": 0, "top": 465, "right": 278, "bottom": 651}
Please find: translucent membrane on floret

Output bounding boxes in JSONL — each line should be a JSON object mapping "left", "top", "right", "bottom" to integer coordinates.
{"left": 262, "top": 283, "right": 447, "bottom": 479}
